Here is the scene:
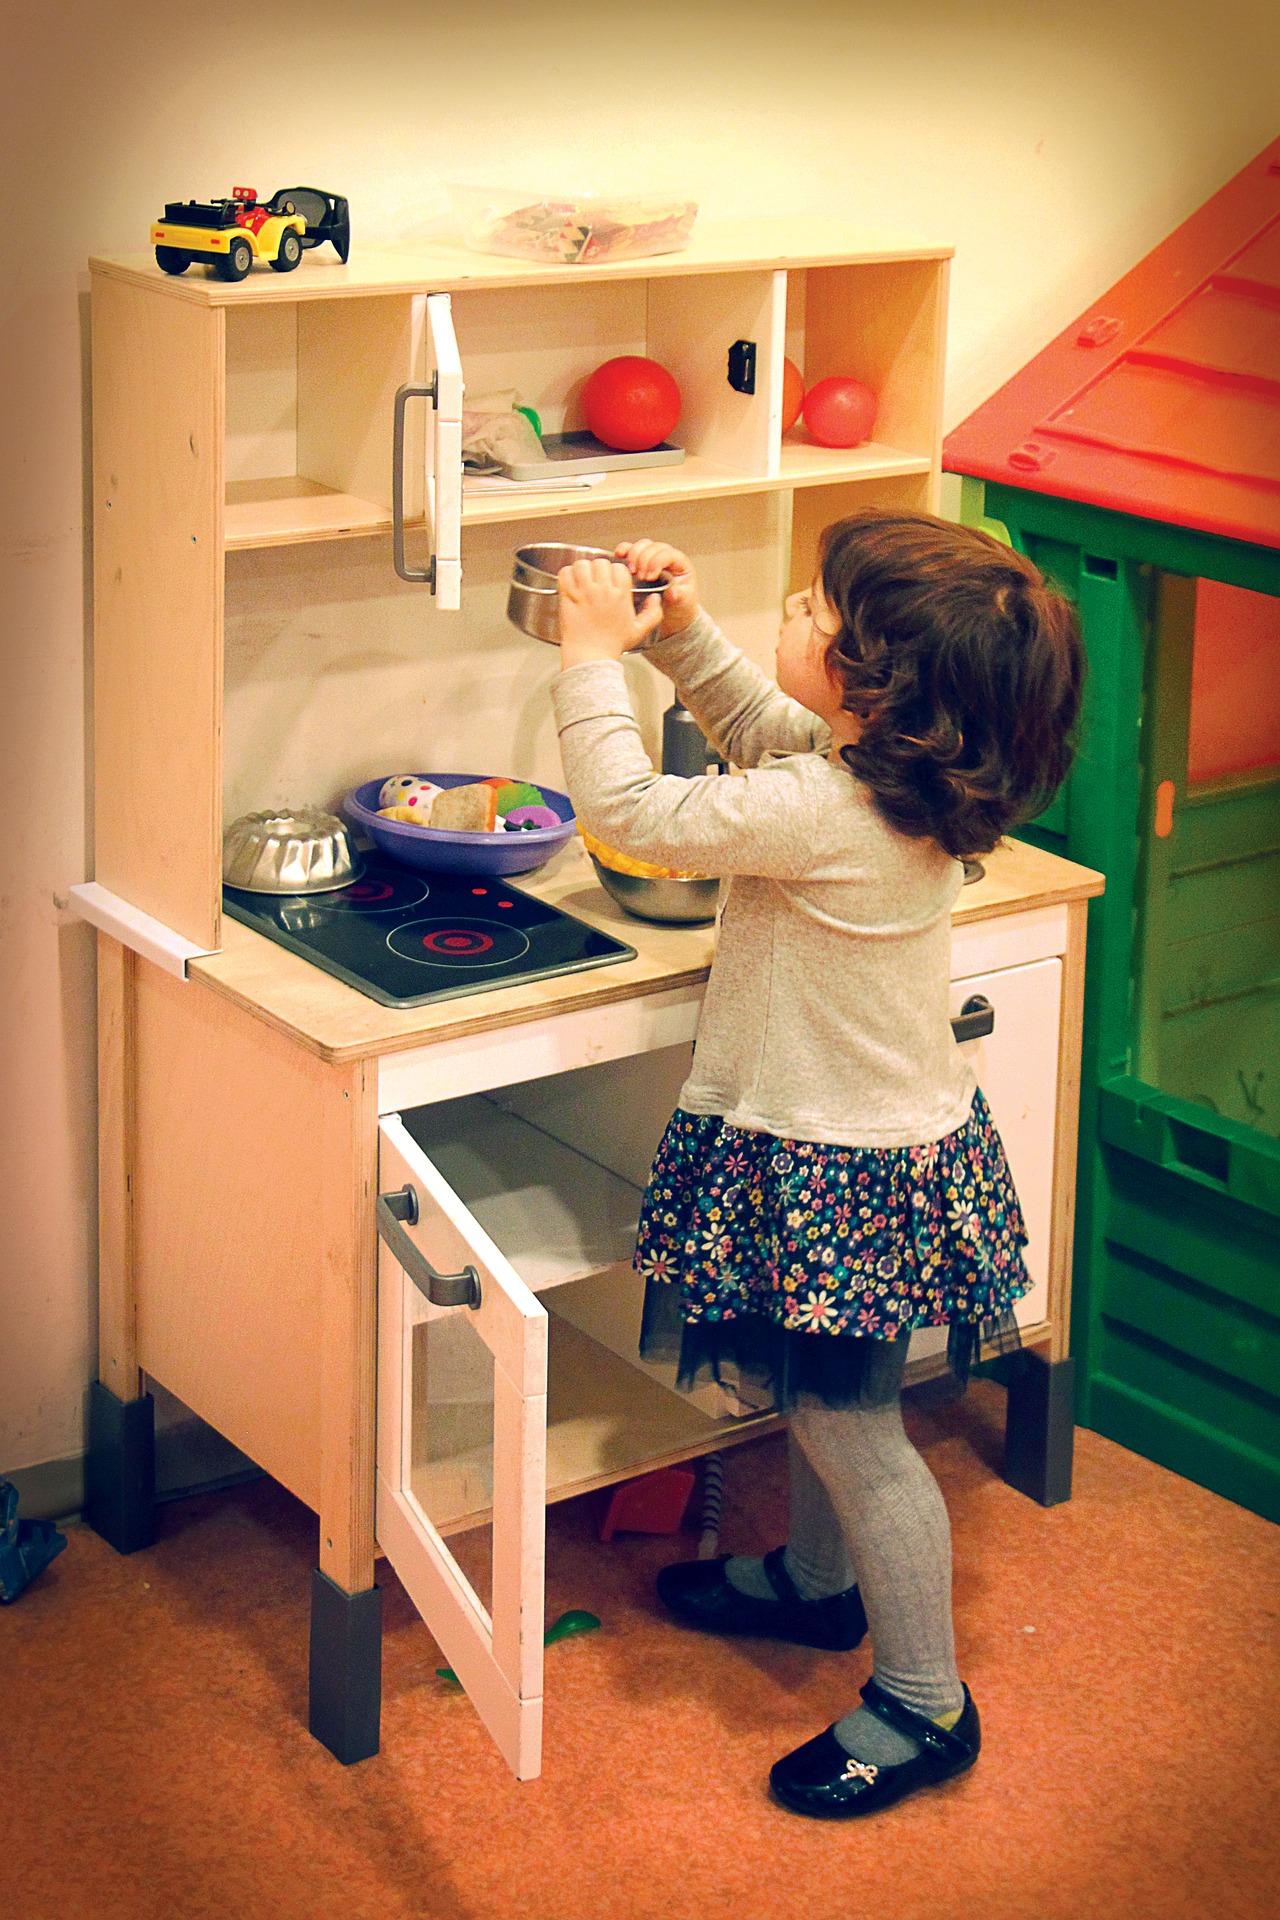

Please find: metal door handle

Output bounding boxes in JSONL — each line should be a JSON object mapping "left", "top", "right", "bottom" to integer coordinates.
{"left": 377, "top": 1183, "right": 481, "bottom": 1308}
{"left": 951, "top": 995, "right": 995, "bottom": 1044}
{"left": 392, "top": 377, "right": 438, "bottom": 587}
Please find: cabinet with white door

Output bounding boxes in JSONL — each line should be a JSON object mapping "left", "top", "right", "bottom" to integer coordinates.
{"left": 78, "top": 225, "right": 1103, "bottom": 1783}
{"left": 366, "top": 855, "right": 1089, "bottom": 1777}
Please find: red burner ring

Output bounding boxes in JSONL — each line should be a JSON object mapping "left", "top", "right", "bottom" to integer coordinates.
{"left": 422, "top": 927, "right": 495, "bottom": 956}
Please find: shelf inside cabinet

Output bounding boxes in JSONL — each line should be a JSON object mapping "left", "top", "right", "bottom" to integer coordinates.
{"left": 414, "top": 1314, "right": 774, "bottom": 1538}
{"left": 224, "top": 477, "right": 405, "bottom": 549}
{"left": 457, "top": 442, "right": 933, "bottom": 526}
{"left": 777, "top": 439, "right": 932, "bottom": 490}
{"left": 400, "top": 1094, "right": 643, "bottom": 1293}
{"left": 222, "top": 442, "right": 935, "bottom": 549}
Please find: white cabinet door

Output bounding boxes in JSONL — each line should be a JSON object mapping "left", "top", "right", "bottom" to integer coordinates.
{"left": 376, "top": 1113, "right": 547, "bottom": 1779}
{"left": 909, "top": 956, "right": 1062, "bottom": 1366}
{"left": 393, "top": 294, "right": 463, "bottom": 608}
{"left": 951, "top": 956, "right": 1061, "bottom": 1329}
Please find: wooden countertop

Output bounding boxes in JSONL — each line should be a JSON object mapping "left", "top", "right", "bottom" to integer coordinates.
{"left": 187, "top": 838, "right": 1104, "bottom": 1067}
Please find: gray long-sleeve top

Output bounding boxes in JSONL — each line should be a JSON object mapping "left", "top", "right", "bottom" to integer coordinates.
{"left": 550, "top": 613, "right": 976, "bottom": 1149}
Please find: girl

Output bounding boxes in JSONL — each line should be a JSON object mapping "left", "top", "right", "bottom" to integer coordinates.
{"left": 552, "top": 509, "right": 1083, "bottom": 1819}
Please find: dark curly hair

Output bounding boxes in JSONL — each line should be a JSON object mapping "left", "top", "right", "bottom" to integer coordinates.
{"left": 817, "top": 509, "right": 1084, "bottom": 858}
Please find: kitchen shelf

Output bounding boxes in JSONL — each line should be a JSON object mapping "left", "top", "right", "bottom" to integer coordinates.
{"left": 224, "top": 477, "right": 398, "bottom": 548}
{"left": 223, "top": 443, "right": 935, "bottom": 550}
{"left": 89, "top": 227, "right": 954, "bottom": 306}
{"left": 414, "top": 1313, "right": 774, "bottom": 1539}
{"left": 401, "top": 1092, "right": 644, "bottom": 1294}
{"left": 456, "top": 441, "right": 933, "bottom": 529}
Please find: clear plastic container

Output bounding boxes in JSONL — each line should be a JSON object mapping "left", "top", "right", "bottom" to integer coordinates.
{"left": 455, "top": 188, "right": 698, "bottom": 266}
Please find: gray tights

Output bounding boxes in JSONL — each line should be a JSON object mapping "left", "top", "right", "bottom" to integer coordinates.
{"left": 785, "top": 1339, "right": 964, "bottom": 1721}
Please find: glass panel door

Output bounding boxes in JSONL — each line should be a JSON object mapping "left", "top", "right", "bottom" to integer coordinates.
{"left": 376, "top": 1113, "right": 547, "bottom": 1778}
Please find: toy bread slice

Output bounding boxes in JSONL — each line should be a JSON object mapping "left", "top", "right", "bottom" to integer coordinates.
{"left": 430, "top": 782, "right": 498, "bottom": 832}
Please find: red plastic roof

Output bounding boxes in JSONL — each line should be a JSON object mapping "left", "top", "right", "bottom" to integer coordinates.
{"left": 944, "top": 137, "right": 1280, "bottom": 552}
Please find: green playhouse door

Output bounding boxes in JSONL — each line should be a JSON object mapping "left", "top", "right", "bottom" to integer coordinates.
{"left": 1093, "top": 572, "right": 1280, "bottom": 1521}
{"left": 976, "top": 484, "right": 1280, "bottom": 1524}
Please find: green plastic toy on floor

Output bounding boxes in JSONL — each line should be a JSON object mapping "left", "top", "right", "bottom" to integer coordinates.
{"left": 0, "top": 1479, "right": 66, "bottom": 1603}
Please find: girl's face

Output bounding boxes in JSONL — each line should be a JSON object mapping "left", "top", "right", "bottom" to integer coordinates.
{"left": 776, "top": 580, "right": 846, "bottom": 728}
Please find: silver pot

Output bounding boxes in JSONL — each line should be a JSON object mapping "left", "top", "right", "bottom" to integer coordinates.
{"left": 507, "top": 543, "right": 673, "bottom": 644}
{"left": 589, "top": 854, "right": 719, "bottom": 925}
{"left": 222, "top": 807, "right": 362, "bottom": 894}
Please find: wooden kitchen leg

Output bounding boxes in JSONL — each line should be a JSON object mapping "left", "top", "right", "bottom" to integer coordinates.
{"left": 86, "top": 934, "right": 156, "bottom": 1554}
{"left": 310, "top": 1058, "right": 382, "bottom": 1763}
{"left": 309, "top": 1570, "right": 382, "bottom": 1764}
{"left": 1002, "top": 1349, "right": 1076, "bottom": 1506}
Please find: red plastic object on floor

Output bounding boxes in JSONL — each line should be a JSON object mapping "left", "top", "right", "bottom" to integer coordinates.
{"left": 598, "top": 1465, "right": 696, "bottom": 1540}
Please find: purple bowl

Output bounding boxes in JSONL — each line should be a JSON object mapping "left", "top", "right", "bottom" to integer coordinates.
{"left": 344, "top": 773, "right": 577, "bottom": 877}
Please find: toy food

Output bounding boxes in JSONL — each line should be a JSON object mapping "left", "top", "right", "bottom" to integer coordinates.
{"left": 801, "top": 376, "right": 878, "bottom": 449}
{"left": 493, "top": 781, "right": 546, "bottom": 815}
{"left": 505, "top": 804, "right": 560, "bottom": 831}
{"left": 583, "top": 356, "right": 681, "bottom": 452}
{"left": 151, "top": 185, "right": 350, "bottom": 281}
{"left": 374, "top": 776, "right": 555, "bottom": 835}
{"left": 430, "top": 783, "right": 498, "bottom": 832}
{"left": 579, "top": 826, "right": 708, "bottom": 881}
{"left": 378, "top": 774, "right": 442, "bottom": 811}
{"left": 781, "top": 358, "right": 805, "bottom": 433}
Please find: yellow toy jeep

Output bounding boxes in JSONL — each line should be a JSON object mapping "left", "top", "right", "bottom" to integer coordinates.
{"left": 151, "top": 186, "right": 309, "bottom": 281}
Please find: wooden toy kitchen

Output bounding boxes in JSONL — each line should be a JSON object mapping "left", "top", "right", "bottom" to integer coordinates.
{"left": 73, "top": 219, "right": 1103, "bottom": 1780}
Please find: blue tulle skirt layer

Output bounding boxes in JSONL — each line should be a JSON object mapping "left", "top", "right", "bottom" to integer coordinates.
{"left": 634, "top": 1090, "right": 1030, "bottom": 1410}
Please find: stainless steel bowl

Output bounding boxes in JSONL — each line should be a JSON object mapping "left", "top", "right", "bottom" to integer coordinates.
{"left": 589, "top": 854, "right": 719, "bottom": 925}
{"left": 507, "top": 542, "right": 673, "bottom": 644}
{"left": 222, "top": 807, "right": 363, "bottom": 895}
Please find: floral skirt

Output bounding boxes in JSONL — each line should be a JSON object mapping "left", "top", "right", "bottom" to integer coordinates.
{"left": 635, "top": 1089, "right": 1031, "bottom": 1409}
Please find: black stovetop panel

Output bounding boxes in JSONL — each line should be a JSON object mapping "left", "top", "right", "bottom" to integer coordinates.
{"left": 223, "top": 862, "right": 636, "bottom": 1008}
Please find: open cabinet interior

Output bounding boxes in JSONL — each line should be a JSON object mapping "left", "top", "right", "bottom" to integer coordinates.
{"left": 397, "top": 1044, "right": 771, "bottom": 1540}
{"left": 219, "top": 256, "right": 944, "bottom": 551}
{"left": 387, "top": 938, "right": 1064, "bottom": 1541}
{"left": 225, "top": 296, "right": 423, "bottom": 546}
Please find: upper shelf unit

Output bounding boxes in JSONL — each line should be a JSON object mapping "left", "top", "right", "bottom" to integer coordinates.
{"left": 92, "top": 226, "right": 951, "bottom": 557}
{"left": 88, "top": 222, "right": 950, "bottom": 954}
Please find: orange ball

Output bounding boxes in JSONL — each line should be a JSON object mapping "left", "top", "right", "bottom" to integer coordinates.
{"left": 781, "top": 357, "right": 805, "bottom": 433}
{"left": 802, "top": 376, "right": 878, "bottom": 449}
{"left": 583, "top": 356, "right": 682, "bottom": 453}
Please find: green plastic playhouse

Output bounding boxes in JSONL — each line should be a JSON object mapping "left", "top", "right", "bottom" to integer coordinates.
{"left": 945, "top": 139, "right": 1280, "bottom": 1523}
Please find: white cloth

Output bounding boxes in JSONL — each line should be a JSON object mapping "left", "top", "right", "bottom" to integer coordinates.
{"left": 550, "top": 612, "right": 976, "bottom": 1149}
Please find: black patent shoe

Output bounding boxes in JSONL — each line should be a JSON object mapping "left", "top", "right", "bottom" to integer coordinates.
{"left": 655, "top": 1546, "right": 867, "bottom": 1651}
{"left": 769, "top": 1678, "right": 980, "bottom": 1818}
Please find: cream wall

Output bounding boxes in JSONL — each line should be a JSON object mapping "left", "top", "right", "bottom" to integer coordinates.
{"left": 2, "top": 0, "right": 1277, "bottom": 1485}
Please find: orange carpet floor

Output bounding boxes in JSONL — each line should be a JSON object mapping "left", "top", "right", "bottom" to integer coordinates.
{"left": 5, "top": 1381, "right": 1279, "bottom": 1920}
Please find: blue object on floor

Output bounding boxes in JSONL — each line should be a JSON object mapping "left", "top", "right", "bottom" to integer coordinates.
{"left": 0, "top": 1478, "right": 67, "bottom": 1602}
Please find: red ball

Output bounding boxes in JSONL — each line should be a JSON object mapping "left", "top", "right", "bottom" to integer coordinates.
{"left": 781, "top": 357, "right": 805, "bottom": 434}
{"left": 583, "top": 356, "right": 681, "bottom": 452}
{"left": 801, "top": 376, "right": 878, "bottom": 449}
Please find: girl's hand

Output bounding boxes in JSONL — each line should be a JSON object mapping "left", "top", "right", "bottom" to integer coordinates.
{"left": 614, "top": 540, "right": 699, "bottom": 639}
{"left": 557, "top": 558, "right": 663, "bottom": 668}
